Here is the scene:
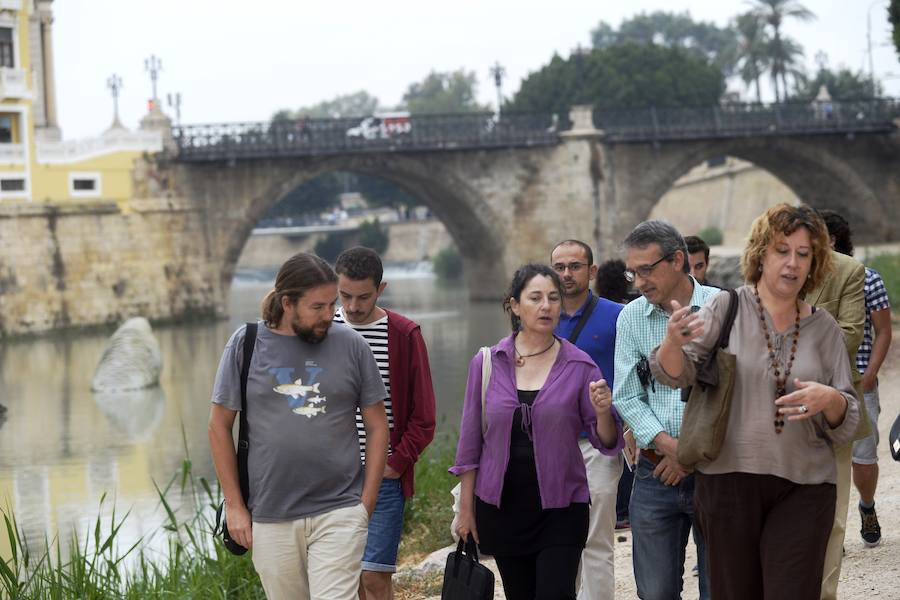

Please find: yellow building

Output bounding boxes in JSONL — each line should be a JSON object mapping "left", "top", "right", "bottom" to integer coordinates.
{"left": 0, "top": 0, "right": 160, "bottom": 204}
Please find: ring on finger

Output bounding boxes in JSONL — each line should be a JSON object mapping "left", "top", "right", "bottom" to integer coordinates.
{"left": 799, "top": 404, "right": 808, "bottom": 414}
{"left": 680, "top": 326, "right": 691, "bottom": 337}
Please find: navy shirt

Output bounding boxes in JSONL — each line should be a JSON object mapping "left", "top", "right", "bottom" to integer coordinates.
{"left": 554, "top": 290, "right": 623, "bottom": 388}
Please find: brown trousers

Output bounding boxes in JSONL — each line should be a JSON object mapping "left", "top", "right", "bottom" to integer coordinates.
{"left": 694, "top": 472, "right": 836, "bottom": 600}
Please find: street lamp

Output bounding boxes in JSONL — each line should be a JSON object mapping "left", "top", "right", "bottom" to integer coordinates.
{"left": 106, "top": 73, "right": 123, "bottom": 128}
{"left": 488, "top": 61, "right": 506, "bottom": 113}
{"left": 867, "top": 0, "right": 888, "bottom": 96}
{"left": 144, "top": 54, "right": 162, "bottom": 107}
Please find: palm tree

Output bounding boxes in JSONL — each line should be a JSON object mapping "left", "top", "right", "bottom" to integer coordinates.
{"left": 750, "top": 0, "right": 816, "bottom": 101}
{"left": 735, "top": 12, "right": 770, "bottom": 103}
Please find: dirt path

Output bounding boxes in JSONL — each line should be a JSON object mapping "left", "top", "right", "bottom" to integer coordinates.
{"left": 419, "top": 323, "right": 900, "bottom": 599}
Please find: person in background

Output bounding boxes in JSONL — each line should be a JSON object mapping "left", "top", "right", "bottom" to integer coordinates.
{"left": 818, "top": 211, "right": 892, "bottom": 548}
{"left": 451, "top": 264, "right": 624, "bottom": 600}
{"left": 333, "top": 247, "right": 437, "bottom": 600}
{"left": 652, "top": 203, "right": 859, "bottom": 599}
{"left": 595, "top": 259, "right": 640, "bottom": 304}
{"left": 684, "top": 235, "right": 713, "bottom": 286}
{"left": 551, "top": 240, "right": 625, "bottom": 600}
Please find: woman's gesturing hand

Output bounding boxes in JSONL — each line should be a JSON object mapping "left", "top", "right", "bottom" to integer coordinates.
{"left": 590, "top": 379, "right": 612, "bottom": 416}
{"left": 665, "top": 300, "right": 704, "bottom": 347}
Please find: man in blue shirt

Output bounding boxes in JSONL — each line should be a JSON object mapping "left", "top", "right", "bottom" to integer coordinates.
{"left": 552, "top": 239, "right": 624, "bottom": 600}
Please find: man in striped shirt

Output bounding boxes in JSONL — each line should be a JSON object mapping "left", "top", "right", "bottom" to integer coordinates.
{"left": 612, "top": 221, "right": 718, "bottom": 600}
{"left": 334, "top": 247, "right": 437, "bottom": 600}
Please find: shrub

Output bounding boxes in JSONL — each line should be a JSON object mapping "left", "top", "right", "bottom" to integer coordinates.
{"left": 696, "top": 226, "right": 723, "bottom": 246}
{"left": 357, "top": 218, "right": 389, "bottom": 255}
{"left": 432, "top": 247, "right": 463, "bottom": 281}
{"left": 866, "top": 253, "right": 900, "bottom": 313}
{"left": 314, "top": 232, "right": 346, "bottom": 262}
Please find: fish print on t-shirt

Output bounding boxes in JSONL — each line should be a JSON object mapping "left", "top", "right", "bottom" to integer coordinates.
{"left": 269, "top": 361, "right": 328, "bottom": 418}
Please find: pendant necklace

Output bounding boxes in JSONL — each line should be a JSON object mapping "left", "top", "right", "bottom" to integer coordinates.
{"left": 753, "top": 286, "right": 800, "bottom": 434}
{"left": 514, "top": 339, "right": 556, "bottom": 367}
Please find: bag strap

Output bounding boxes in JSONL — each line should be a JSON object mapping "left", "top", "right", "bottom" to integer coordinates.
{"left": 715, "top": 289, "right": 739, "bottom": 350}
{"left": 479, "top": 346, "right": 491, "bottom": 434}
{"left": 567, "top": 294, "right": 599, "bottom": 344}
{"left": 237, "top": 322, "right": 257, "bottom": 504}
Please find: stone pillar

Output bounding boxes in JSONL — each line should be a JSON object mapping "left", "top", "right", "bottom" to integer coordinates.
{"left": 140, "top": 106, "right": 176, "bottom": 154}
{"left": 37, "top": 2, "right": 59, "bottom": 134}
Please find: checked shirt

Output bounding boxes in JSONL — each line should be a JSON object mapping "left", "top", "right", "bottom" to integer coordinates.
{"left": 856, "top": 267, "right": 891, "bottom": 374}
{"left": 612, "top": 279, "right": 721, "bottom": 448}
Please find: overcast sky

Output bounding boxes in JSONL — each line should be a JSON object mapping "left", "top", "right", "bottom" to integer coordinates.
{"left": 53, "top": 0, "right": 900, "bottom": 139}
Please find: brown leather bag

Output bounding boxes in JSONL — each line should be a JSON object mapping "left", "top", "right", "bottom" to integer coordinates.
{"left": 677, "top": 289, "right": 739, "bottom": 468}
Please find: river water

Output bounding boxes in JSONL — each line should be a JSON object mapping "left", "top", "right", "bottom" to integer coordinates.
{"left": 0, "top": 266, "right": 509, "bottom": 560}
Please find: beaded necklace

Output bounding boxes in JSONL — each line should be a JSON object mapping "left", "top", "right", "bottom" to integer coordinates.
{"left": 753, "top": 286, "right": 800, "bottom": 434}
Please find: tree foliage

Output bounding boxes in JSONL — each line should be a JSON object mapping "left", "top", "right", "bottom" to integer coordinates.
{"left": 357, "top": 219, "right": 390, "bottom": 255}
{"left": 749, "top": 0, "right": 816, "bottom": 101}
{"left": 401, "top": 70, "right": 490, "bottom": 115}
{"left": 793, "top": 68, "right": 881, "bottom": 101}
{"left": 891, "top": 0, "right": 900, "bottom": 60}
{"left": 273, "top": 91, "right": 380, "bottom": 120}
{"left": 508, "top": 44, "right": 725, "bottom": 115}
{"left": 735, "top": 12, "right": 771, "bottom": 102}
{"left": 591, "top": 12, "right": 738, "bottom": 76}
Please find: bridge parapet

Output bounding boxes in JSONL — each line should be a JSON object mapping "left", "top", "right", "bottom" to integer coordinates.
{"left": 595, "top": 99, "right": 900, "bottom": 142}
{"left": 173, "top": 112, "right": 558, "bottom": 161}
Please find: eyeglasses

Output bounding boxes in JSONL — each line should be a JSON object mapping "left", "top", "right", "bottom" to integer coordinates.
{"left": 552, "top": 262, "right": 586, "bottom": 273}
{"left": 624, "top": 252, "right": 674, "bottom": 282}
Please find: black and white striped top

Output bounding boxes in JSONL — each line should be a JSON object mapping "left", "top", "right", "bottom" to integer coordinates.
{"left": 334, "top": 308, "right": 393, "bottom": 462}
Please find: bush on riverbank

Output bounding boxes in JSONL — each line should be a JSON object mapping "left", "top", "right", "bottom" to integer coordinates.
{"left": 432, "top": 247, "right": 463, "bottom": 281}
{"left": 0, "top": 441, "right": 459, "bottom": 598}
{"left": 866, "top": 253, "right": 900, "bottom": 314}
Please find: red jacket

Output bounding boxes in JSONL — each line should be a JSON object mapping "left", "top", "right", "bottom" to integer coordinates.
{"left": 385, "top": 309, "right": 437, "bottom": 498}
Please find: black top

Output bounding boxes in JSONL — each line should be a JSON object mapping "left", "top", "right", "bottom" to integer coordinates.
{"left": 475, "top": 389, "right": 589, "bottom": 556}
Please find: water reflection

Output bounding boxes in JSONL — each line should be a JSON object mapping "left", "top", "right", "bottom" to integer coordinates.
{"left": 0, "top": 270, "right": 509, "bottom": 561}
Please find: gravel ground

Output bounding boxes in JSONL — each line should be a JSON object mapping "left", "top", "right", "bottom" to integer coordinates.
{"left": 419, "top": 324, "right": 900, "bottom": 599}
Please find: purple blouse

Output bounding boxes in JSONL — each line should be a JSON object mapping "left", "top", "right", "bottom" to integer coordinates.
{"left": 450, "top": 334, "right": 625, "bottom": 509}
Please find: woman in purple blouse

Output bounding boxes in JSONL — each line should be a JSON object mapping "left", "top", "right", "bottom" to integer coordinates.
{"left": 451, "top": 264, "right": 624, "bottom": 599}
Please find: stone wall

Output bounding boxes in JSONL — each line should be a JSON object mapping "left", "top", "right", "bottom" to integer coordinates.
{"left": 234, "top": 219, "right": 454, "bottom": 271}
{"left": 0, "top": 199, "right": 223, "bottom": 337}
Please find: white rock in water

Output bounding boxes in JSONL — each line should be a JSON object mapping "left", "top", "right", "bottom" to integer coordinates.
{"left": 91, "top": 317, "right": 162, "bottom": 391}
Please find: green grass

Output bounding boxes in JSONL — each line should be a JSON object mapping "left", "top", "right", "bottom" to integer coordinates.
{"left": 865, "top": 253, "right": 900, "bottom": 315}
{"left": 0, "top": 439, "right": 460, "bottom": 598}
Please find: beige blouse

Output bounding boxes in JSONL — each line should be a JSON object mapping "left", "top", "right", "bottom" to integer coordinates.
{"left": 650, "top": 285, "right": 860, "bottom": 485}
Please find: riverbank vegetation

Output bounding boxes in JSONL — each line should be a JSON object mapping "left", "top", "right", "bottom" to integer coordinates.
{"left": 866, "top": 252, "right": 900, "bottom": 315}
{"left": 0, "top": 440, "right": 460, "bottom": 598}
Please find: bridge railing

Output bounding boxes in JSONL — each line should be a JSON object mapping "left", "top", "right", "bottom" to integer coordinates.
{"left": 595, "top": 98, "right": 900, "bottom": 142}
{"left": 173, "top": 112, "right": 559, "bottom": 161}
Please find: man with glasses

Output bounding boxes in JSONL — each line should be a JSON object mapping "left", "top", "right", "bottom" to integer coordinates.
{"left": 612, "top": 221, "right": 719, "bottom": 600}
{"left": 551, "top": 240, "right": 624, "bottom": 600}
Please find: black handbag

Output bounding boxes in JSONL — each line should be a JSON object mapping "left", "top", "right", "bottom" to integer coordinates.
{"left": 889, "top": 411, "right": 900, "bottom": 462}
{"left": 441, "top": 536, "right": 494, "bottom": 600}
{"left": 212, "top": 322, "right": 257, "bottom": 555}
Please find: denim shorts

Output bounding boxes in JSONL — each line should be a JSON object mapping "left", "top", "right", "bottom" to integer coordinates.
{"left": 361, "top": 477, "right": 406, "bottom": 572}
{"left": 852, "top": 385, "right": 881, "bottom": 465}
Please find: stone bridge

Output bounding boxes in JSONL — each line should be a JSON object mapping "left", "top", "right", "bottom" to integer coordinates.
{"left": 1, "top": 103, "right": 898, "bottom": 335}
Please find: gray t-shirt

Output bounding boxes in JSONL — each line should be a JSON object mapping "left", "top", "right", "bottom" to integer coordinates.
{"left": 212, "top": 321, "right": 387, "bottom": 522}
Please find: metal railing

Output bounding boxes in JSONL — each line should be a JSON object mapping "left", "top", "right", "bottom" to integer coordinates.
{"left": 172, "top": 99, "right": 900, "bottom": 160}
{"left": 594, "top": 99, "right": 900, "bottom": 142}
{"left": 173, "top": 112, "right": 559, "bottom": 161}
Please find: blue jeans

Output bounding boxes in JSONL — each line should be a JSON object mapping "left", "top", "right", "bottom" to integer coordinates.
{"left": 361, "top": 477, "right": 405, "bottom": 572}
{"left": 629, "top": 455, "right": 710, "bottom": 600}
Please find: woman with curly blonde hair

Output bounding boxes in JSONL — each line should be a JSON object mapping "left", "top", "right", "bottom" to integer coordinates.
{"left": 650, "top": 203, "right": 859, "bottom": 599}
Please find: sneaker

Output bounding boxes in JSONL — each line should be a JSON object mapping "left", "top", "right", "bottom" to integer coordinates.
{"left": 615, "top": 519, "right": 630, "bottom": 531}
{"left": 860, "top": 503, "right": 882, "bottom": 548}
{"left": 692, "top": 564, "right": 699, "bottom": 577}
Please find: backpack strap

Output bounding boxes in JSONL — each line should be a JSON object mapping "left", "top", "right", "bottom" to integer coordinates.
{"left": 567, "top": 294, "right": 599, "bottom": 344}
{"left": 237, "top": 322, "right": 257, "bottom": 505}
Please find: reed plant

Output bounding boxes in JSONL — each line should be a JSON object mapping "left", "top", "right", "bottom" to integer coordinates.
{"left": 0, "top": 435, "right": 460, "bottom": 598}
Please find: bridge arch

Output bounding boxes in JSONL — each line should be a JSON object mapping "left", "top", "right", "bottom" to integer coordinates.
{"left": 214, "top": 153, "right": 507, "bottom": 298}
{"left": 624, "top": 135, "right": 886, "bottom": 244}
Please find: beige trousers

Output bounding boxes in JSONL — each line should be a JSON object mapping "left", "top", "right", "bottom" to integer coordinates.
{"left": 251, "top": 503, "right": 369, "bottom": 600}
{"left": 577, "top": 438, "right": 622, "bottom": 600}
{"left": 820, "top": 444, "right": 851, "bottom": 600}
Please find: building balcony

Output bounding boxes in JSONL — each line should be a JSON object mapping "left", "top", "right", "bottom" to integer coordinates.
{"left": 0, "top": 68, "right": 29, "bottom": 100}
{"left": 0, "top": 142, "right": 25, "bottom": 163}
